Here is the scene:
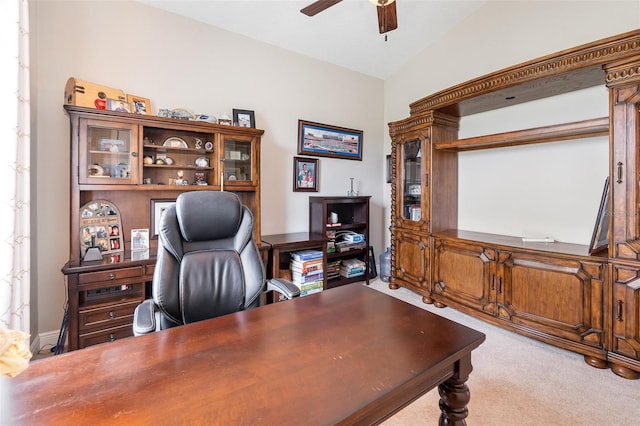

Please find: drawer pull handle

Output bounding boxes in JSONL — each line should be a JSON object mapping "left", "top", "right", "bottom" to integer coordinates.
{"left": 109, "top": 333, "right": 116, "bottom": 342}
{"left": 108, "top": 311, "right": 115, "bottom": 319}
{"left": 616, "top": 300, "right": 623, "bottom": 321}
{"left": 108, "top": 273, "right": 115, "bottom": 280}
{"left": 617, "top": 162, "right": 623, "bottom": 184}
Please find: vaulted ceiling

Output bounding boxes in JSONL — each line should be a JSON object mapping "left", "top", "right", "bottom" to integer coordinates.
{"left": 139, "top": 0, "right": 485, "bottom": 79}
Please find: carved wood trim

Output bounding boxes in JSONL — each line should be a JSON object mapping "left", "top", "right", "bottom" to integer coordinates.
{"left": 605, "top": 54, "right": 640, "bottom": 87}
{"left": 407, "top": 29, "right": 640, "bottom": 116}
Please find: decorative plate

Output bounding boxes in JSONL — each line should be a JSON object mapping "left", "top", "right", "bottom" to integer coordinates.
{"left": 195, "top": 157, "right": 209, "bottom": 167}
{"left": 163, "top": 137, "right": 188, "bottom": 149}
{"left": 88, "top": 164, "right": 104, "bottom": 177}
{"left": 204, "top": 141, "right": 213, "bottom": 151}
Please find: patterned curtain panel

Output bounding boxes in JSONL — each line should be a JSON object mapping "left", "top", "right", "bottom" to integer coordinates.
{"left": 0, "top": 0, "right": 31, "bottom": 335}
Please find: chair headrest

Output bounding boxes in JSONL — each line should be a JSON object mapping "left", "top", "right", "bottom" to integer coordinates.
{"left": 176, "top": 191, "right": 243, "bottom": 242}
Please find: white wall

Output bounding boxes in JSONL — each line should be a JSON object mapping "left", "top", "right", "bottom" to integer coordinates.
{"left": 31, "top": 1, "right": 384, "bottom": 336}
{"left": 384, "top": 1, "right": 640, "bottom": 246}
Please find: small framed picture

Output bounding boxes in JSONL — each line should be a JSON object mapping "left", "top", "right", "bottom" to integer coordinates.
{"left": 233, "top": 109, "right": 256, "bottom": 128}
{"left": 293, "top": 156, "right": 318, "bottom": 192}
{"left": 131, "top": 228, "right": 150, "bottom": 251}
{"left": 126, "top": 94, "right": 151, "bottom": 115}
{"left": 589, "top": 177, "right": 610, "bottom": 254}
{"left": 150, "top": 199, "right": 176, "bottom": 238}
{"left": 107, "top": 98, "right": 131, "bottom": 113}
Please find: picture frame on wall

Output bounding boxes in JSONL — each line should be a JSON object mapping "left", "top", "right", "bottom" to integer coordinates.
{"left": 293, "top": 156, "right": 318, "bottom": 192}
{"left": 232, "top": 109, "right": 256, "bottom": 128}
{"left": 297, "top": 119, "right": 363, "bottom": 161}
{"left": 126, "top": 94, "right": 151, "bottom": 115}
{"left": 150, "top": 199, "right": 176, "bottom": 239}
{"left": 588, "top": 176, "right": 610, "bottom": 254}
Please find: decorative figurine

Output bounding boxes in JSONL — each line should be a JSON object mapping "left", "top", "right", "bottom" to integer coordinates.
{"left": 176, "top": 170, "right": 185, "bottom": 185}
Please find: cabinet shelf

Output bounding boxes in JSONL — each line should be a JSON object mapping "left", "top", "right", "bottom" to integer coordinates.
{"left": 144, "top": 164, "right": 213, "bottom": 171}
{"left": 143, "top": 144, "right": 212, "bottom": 155}
{"left": 434, "top": 117, "right": 608, "bottom": 152}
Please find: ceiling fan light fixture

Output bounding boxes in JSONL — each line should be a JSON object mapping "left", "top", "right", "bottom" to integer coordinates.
{"left": 369, "top": 0, "right": 396, "bottom": 6}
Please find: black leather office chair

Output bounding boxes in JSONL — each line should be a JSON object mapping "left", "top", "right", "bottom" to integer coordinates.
{"left": 133, "top": 191, "right": 299, "bottom": 336}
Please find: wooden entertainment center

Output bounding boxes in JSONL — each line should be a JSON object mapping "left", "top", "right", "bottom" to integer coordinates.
{"left": 388, "top": 30, "right": 640, "bottom": 379}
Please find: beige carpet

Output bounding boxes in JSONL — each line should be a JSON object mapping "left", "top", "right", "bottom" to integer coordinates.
{"left": 366, "top": 279, "right": 640, "bottom": 425}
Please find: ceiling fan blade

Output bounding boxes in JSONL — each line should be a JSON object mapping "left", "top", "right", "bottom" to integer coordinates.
{"left": 301, "top": 0, "right": 343, "bottom": 17}
{"left": 377, "top": 2, "right": 398, "bottom": 34}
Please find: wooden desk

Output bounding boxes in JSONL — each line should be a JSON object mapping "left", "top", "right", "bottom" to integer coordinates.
{"left": 8, "top": 285, "right": 485, "bottom": 425}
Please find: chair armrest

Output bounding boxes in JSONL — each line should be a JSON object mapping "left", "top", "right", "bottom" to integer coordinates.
{"left": 267, "top": 278, "right": 300, "bottom": 300}
{"left": 133, "top": 299, "right": 159, "bottom": 336}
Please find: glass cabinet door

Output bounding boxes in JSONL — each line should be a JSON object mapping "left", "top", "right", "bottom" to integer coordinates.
{"left": 221, "top": 135, "right": 255, "bottom": 185}
{"left": 79, "top": 119, "right": 138, "bottom": 184}
{"left": 401, "top": 139, "right": 422, "bottom": 221}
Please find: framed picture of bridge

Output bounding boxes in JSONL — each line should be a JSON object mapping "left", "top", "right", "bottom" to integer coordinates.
{"left": 297, "top": 119, "right": 363, "bottom": 161}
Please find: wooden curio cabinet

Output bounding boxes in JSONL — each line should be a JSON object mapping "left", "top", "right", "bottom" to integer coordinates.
{"left": 387, "top": 30, "right": 640, "bottom": 379}
{"left": 63, "top": 105, "right": 263, "bottom": 351}
{"left": 389, "top": 114, "right": 458, "bottom": 297}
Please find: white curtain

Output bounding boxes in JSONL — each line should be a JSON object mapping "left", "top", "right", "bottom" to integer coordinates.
{"left": 0, "top": 0, "right": 31, "bottom": 334}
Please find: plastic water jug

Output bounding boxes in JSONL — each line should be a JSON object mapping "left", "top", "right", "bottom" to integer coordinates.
{"left": 379, "top": 247, "right": 391, "bottom": 282}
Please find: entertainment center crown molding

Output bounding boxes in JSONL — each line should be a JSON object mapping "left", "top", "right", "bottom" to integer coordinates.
{"left": 388, "top": 29, "right": 640, "bottom": 380}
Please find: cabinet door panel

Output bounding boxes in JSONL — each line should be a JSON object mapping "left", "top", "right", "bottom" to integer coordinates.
{"left": 610, "top": 85, "right": 640, "bottom": 261}
{"left": 394, "top": 230, "right": 429, "bottom": 290}
{"left": 78, "top": 118, "right": 139, "bottom": 185}
{"left": 501, "top": 253, "right": 605, "bottom": 348}
{"left": 611, "top": 265, "right": 640, "bottom": 361}
{"left": 432, "top": 239, "right": 495, "bottom": 314}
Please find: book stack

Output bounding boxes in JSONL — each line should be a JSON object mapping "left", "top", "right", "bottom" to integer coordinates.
{"left": 290, "top": 249, "right": 324, "bottom": 296}
{"left": 326, "top": 230, "right": 337, "bottom": 254}
{"left": 340, "top": 258, "right": 366, "bottom": 278}
{"left": 325, "top": 259, "right": 341, "bottom": 281}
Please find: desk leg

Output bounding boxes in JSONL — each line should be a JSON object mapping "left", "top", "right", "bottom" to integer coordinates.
{"left": 437, "top": 355, "right": 472, "bottom": 426}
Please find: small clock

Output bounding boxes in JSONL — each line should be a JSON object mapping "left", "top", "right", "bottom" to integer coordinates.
{"left": 204, "top": 141, "right": 213, "bottom": 151}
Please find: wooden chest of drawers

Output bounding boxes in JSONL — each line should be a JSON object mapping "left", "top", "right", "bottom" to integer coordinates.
{"left": 62, "top": 256, "right": 155, "bottom": 351}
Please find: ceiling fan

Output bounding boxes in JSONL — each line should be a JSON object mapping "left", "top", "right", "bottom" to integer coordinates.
{"left": 301, "top": 0, "right": 398, "bottom": 35}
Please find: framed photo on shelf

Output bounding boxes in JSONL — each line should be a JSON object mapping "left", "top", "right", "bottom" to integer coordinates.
{"left": 588, "top": 176, "right": 610, "bottom": 254}
{"left": 131, "top": 228, "right": 150, "bottom": 251}
{"left": 297, "top": 119, "right": 363, "bottom": 161}
{"left": 126, "top": 94, "right": 151, "bottom": 115}
{"left": 293, "top": 156, "right": 318, "bottom": 192}
{"left": 232, "top": 109, "right": 256, "bottom": 128}
{"left": 79, "top": 199, "right": 124, "bottom": 258}
{"left": 107, "top": 98, "right": 131, "bottom": 113}
{"left": 150, "top": 199, "right": 175, "bottom": 239}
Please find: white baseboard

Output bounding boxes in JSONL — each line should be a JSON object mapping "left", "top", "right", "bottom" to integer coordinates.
{"left": 31, "top": 329, "right": 63, "bottom": 355}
